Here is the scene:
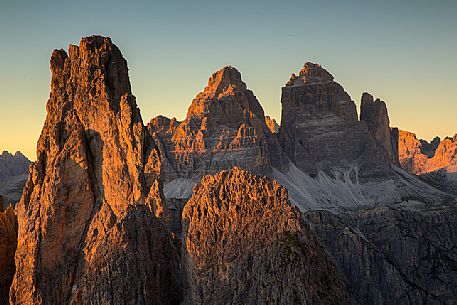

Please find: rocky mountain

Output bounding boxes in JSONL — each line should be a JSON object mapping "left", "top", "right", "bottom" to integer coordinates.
{"left": 0, "top": 152, "right": 30, "bottom": 205}
{"left": 278, "top": 62, "right": 391, "bottom": 178}
{"left": 148, "top": 66, "right": 286, "bottom": 197}
{"left": 2, "top": 36, "right": 456, "bottom": 305}
{"left": 10, "top": 36, "right": 181, "bottom": 305}
{"left": 265, "top": 115, "right": 279, "bottom": 133}
{"left": 0, "top": 152, "right": 30, "bottom": 181}
{"left": 0, "top": 196, "right": 17, "bottom": 305}
{"left": 396, "top": 130, "right": 457, "bottom": 175}
{"left": 182, "top": 167, "right": 351, "bottom": 305}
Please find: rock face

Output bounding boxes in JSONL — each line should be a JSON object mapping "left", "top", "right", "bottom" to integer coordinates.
{"left": 360, "top": 92, "right": 397, "bottom": 165}
{"left": 0, "top": 152, "right": 30, "bottom": 182}
{"left": 306, "top": 202, "right": 457, "bottom": 305}
{"left": 148, "top": 66, "right": 286, "bottom": 184}
{"left": 182, "top": 167, "right": 351, "bottom": 305}
{"left": 265, "top": 115, "right": 279, "bottom": 133}
{"left": 0, "top": 152, "right": 30, "bottom": 206}
{"left": 396, "top": 130, "right": 457, "bottom": 175}
{"left": 0, "top": 196, "right": 17, "bottom": 305}
{"left": 278, "top": 62, "right": 391, "bottom": 178}
{"left": 10, "top": 36, "right": 181, "bottom": 305}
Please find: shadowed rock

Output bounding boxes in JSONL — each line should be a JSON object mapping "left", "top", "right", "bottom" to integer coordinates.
{"left": 278, "top": 62, "right": 391, "bottom": 178}
{"left": 182, "top": 167, "right": 351, "bottom": 305}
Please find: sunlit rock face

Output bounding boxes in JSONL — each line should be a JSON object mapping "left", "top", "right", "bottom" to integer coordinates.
{"left": 10, "top": 36, "right": 181, "bottom": 305}
{"left": 182, "top": 167, "right": 351, "bottom": 305}
{"left": 148, "top": 66, "right": 287, "bottom": 184}
{"left": 265, "top": 115, "right": 279, "bottom": 133}
{"left": 0, "top": 196, "right": 17, "bottom": 305}
{"left": 396, "top": 130, "right": 457, "bottom": 175}
{"left": 278, "top": 62, "right": 391, "bottom": 178}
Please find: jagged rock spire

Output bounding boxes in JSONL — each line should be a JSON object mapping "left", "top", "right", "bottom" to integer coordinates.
{"left": 10, "top": 36, "right": 181, "bottom": 305}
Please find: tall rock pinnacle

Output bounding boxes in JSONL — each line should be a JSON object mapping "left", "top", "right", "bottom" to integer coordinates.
{"left": 148, "top": 66, "right": 286, "bottom": 186}
{"left": 278, "top": 62, "right": 390, "bottom": 177}
{"left": 10, "top": 36, "right": 181, "bottom": 304}
{"left": 360, "top": 92, "right": 398, "bottom": 165}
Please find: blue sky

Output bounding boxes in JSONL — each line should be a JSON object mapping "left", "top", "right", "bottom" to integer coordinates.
{"left": 1, "top": 0, "right": 456, "bottom": 159}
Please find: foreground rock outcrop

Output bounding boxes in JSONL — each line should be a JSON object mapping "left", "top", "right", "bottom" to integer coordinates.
{"left": 360, "top": 92, "right": 398, "bottom": 165}
{"left": 278, "top": 63, "right": 391, "bottom": 178}
{"left": 182, "top": 167, "right": 351, "bottom": 305}
{"left": 0, "top": 196, "right": 17, "bottom": 305}
{"left": 148, "top": 66, "right": 286, "bottom": 185}
{"left": 10, "top": 36, "right": 181, "bottom": 305}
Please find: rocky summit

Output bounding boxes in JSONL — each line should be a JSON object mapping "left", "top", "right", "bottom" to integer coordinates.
{"left": 148, "top": 66, "right": 286, "bottom": 187}
{"left": 1, "top": 36, "right": 457, "bottom": 305}
{"left": 182, "top": 167, "right": 351, "bottom": 305}
{"left": 278, "top": 62, "right": 391, "bottom": 178}
{"left": 10, "top": 36, "right": 180, "bottom": 305}
{"left": 0, "top": 152, "right": 30, "bottom": 205}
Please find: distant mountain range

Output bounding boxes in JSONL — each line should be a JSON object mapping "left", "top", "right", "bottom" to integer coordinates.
{"left": 0, "top": 151, "right": 30, "bottom": 206}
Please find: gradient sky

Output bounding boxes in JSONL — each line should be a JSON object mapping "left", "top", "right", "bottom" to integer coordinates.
{"left": 1, "top": 0, "right": 456, "bottom": 160}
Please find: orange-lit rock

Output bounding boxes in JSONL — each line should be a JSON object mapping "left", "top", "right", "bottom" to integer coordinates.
{"left": 397, "top": 130, "right": 457, "bottom": 175}
{"left": 0, "top": 196, "right": 17, "bottom": 305}
{"left": 10, "top": 36, "right": 181, "bottom": 305}
{"left": 265, "top": 115, "right": 279, "bottom": 133}
{"left": 182, "top": 167, "right": 351, "bottom": 305}
{"left": 148, "top": 66, "right": 286, "bottom": 183}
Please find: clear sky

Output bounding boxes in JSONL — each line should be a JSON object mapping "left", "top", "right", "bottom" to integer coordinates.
{"left": 1, "top": 0, "right": 456, "bottom": 160}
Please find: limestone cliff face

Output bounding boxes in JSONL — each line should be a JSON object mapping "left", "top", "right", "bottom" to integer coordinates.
{"left": 396, "top": 130, "right": 457, "bottom": 175}
{"left": 148, "top": 66, "right": 286, "bottom": 184}
{"left": 10, "top": 36, "right": 181, "bottom": 305}
{"left": 0, "top": 196, "right": 17, "bottom": 305}
{"left": 360, "top": 92, "right": 398, "bottom": 165}
{"left": 182, "top": 167, "right": 351, "bottom": 305}
{"left": 278, "top": 62, "right": 391, "bottom": 178}
{"left": 306, "top": 202, "right": 457, "bottom": 305}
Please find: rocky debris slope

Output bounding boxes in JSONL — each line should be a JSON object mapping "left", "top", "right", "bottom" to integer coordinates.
{"left": 182, "top": 167, "right": 351, "bottom": 305}
{"left": 0, "top": 196, "right": 17, "bottom": 305}
{"left": 10, "top": 36, "right": 181, "bottom": 305}
{"left": 396, "top": 130, "right": 457, "bottom": 175}
{"left": 306, "top": 201, "right": 457, "bottom": 305}
{"left": 278, "top": 63, "right": 391, "bottom": 178}
{"left": 148, "top": 66, "right": 286, "bottom": 185}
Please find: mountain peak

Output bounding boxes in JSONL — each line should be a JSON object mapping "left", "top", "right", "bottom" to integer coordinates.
{"left": 287, "top": 62, "right": 334, "bottom": 86}
{"left": 204, "top": 65, "right": 247, "bottom": 96}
